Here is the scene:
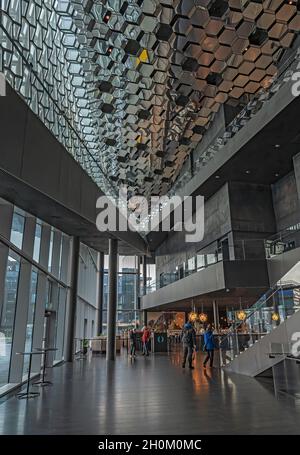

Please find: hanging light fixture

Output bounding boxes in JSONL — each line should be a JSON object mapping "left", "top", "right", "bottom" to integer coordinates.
{"left": 236, "top": 297, "right": 246, "bottom": 321}
{"left": 198, "top": 302, "right": 208, "bottom": 323}
{"left": 199, "top": 312, "right": 208, "bottom": 323}
{"left": 189, "top": 298, "right": 198, "bottom": 322}
{"left": 236, "top": 310, "right": 247, "bottom": 321}
{"left": 189, "top": 311, "right": 198, "bottom": 322}
{"left": 271, "top": 312, "right": 280, "bottom": 322}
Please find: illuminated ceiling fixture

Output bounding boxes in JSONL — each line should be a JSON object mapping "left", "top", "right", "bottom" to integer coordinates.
{"left": 139, "top": 49, "right": 149, "bottom": 63}
{"left": 103, "top": 11, "right": 111, "bottom": 24}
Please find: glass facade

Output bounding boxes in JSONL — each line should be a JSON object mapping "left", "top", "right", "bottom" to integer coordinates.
{"left": 103, "top": 255, "right": 140, "bottom": 334}
{"left": 33, "top": 220, "right": 42, "bottom": 263}
{"left": 48, "top": 228, "right": 54, "bottom": 273}
{"left": 10, "top": 209, "right": 25, "bottom": 250}
{"left": 23, "top": 269, "right": 38, "bottom": 375}
{"left": 0, "top": 197, "right": 100, "bottom": 393}
{"left": 0, "top": 252, "right": 20, "bottom": 387}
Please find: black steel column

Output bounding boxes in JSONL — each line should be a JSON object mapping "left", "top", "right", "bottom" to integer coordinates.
{"left": 97, "top": 252, "right": 104, "bottom": 336}
{"left": 142, "top": 255, "right": 147, "bottom": 295}
{"left": 143, "top": 310, "right": 148, "bottom": 327}
{"left": 107, "top": 238, "right": 118, "bottom": 361}
{"left": 141, "top": 255, "right": 147, "bottom": 326}
{"left": 66, "top": 236, "right": 80, "bottom": 362}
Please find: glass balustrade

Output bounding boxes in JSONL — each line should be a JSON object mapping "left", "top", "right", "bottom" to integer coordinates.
{"left": 218, "top": 285, "right": 300, "bottom": 366}
{"left": 142, "top": 223, "right": 300, "bottom": 296}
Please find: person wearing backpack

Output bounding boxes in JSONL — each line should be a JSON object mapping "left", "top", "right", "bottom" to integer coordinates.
{"left": 181, "top": 322, "right": 197, "bottom": 369}
{"left": 203, "top": 324, "right": 215, "bottom": 368}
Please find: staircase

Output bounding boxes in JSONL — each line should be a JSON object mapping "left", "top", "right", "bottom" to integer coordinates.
{"left": 222, "top": 285, "right": 300, "bottom": 377}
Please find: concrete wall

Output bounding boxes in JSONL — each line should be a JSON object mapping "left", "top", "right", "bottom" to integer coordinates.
{"left": 142, "top": 262, "right": 226, "bottom": 310}
{"left": 141, "top": 259, "right": 269, "bottom": 311}
{"left": 155, "top": 183, "right": 231, "bottom": 279}
{"left": 155, "top": 181, "right": 276, "bottom": 279}
{"left": 229, "top": 182, "right": 276, "bottom": 234}
{"left": 272, "top": 171, "right": 300, "bottom": 232}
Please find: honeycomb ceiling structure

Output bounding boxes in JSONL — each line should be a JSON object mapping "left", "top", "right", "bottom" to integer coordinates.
{"left": 1, "top": 1, "right": 300, "bottom": 200}
{"left": 71, "top": 0, "right": 300, "bottom": 197}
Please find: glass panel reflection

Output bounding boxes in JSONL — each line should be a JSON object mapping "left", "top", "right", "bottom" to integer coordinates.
{"left": 0, "top": 252, "right": 20, "bottom": 387}
{"left": 23, "top": 268, "right": 38, "bottom": 375}
{"left": 10, "top": 209, "right": 25, "bottom": 250}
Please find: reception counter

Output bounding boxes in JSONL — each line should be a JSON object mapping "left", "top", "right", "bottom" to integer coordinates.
{"left": 91, "top": 336, "right": 121, "bottom": 353}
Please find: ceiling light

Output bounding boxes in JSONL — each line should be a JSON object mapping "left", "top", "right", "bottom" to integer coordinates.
{"left": 215, "top": 175, "right": 220, "bottom": 179}
{"left": 103, "top": 11, "right": 111, "bottom": 24}
{"left": 275, "top": 144, "right": 280, "bottom": 148}
{"left": 245, "top": 170, "right": 251, "bottom": 174}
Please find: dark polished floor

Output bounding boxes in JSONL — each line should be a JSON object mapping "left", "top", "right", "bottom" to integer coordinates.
{"left": 0, "top": 349, "right": 300, "bottom": 435}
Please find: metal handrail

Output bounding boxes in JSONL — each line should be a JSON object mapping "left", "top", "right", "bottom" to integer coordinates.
{"left": 219, "top": 286, "right": 281, "bottom": 349}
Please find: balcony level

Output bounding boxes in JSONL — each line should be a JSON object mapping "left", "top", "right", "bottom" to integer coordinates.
{"left": 141, "top": 258, "right": 269, "bottom": 312}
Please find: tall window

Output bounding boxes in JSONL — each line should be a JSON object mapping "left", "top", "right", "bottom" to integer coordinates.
{"left": 0, "top": 252, "right": 20, "bottom": 387}
{"left": 58, "top": 236, "right": 63, "bottom": 279}
{"left": 23, "top": 269, "right": 38, "bottom": 375}
{"left": 48, "top": 228, "right": 54, "bottom": 272}
{"left": 103, "top": 255, "right": 139, "bottom": 333}
{"left": 33, "top": 220, "right": 42, "bottom": 262}
{"left": 10, "top": 208, "right": 25, "bottom": 250}
{"left": 55, "top": 286, "right": 67, "bottom": 361}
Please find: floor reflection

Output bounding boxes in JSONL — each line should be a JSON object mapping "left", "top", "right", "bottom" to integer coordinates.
{"left": 0, "top": 348, "right": 300, "bottom": 434}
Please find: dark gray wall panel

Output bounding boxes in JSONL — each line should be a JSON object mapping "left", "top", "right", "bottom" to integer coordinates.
{"left": 0, "top": 85, "right": 147, "bottom": 254}
{"left": 0, "top": 88, "right": 26, "bottom": 176}
{"left": 229, "top": 182, "right": 276, "bottom": 234}
{"left": 21, "top": 115, "right": 61, "bottom": 200}
{"left": 292, "top": 153, "right": 300, "bottom": 223}
{"left": 59, "top": 152, "right": 82, "bottom": 214}
{"left": 155, "top": 183, "right": 231, "bottom": 279}
{"left": 80, "top": 172, "right": 98, "bottom": 221}
{"left": 272, "top": 172, "right": 300, "bottom": 232}
{"left": 224, "top": 260, "right": 269, "bottom": 289}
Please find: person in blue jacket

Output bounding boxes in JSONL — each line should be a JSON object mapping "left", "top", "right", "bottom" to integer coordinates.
{"left": 203, "top": 324, "right": 215, "bottom": 368}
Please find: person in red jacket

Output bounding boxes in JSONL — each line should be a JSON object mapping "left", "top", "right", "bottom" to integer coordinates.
{"left": 142, "top": 326, "right": 151, "bottom": 356}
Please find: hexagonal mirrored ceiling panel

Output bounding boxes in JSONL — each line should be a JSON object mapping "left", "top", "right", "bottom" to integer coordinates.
{"left": 3, "top": 0, "right": 300, "bottom": 198}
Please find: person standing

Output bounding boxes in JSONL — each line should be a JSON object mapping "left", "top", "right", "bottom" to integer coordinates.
{"left": 181, "top": 322, "right": 197, "bottom": 369}
{"left": 142, "top": 326, "right": 151, "bottom": 356}
{"left": 129, "top": 328, "right": 137, "bottom": 358}
{"left": 203, "top": 324, "right": 215, "bottom": 368}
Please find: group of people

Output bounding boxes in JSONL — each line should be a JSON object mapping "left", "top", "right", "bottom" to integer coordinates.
{"left": 128, "top": 322, "right": 216, "bottom": 370}
{"left": 181, "top": 322, "right": 215, "bottom": 370}
{"left": 127, "top": 318, "right": 261, "bottom": 369}
{"left": 129, "top": 326, "right": 151, "bottom": 358}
